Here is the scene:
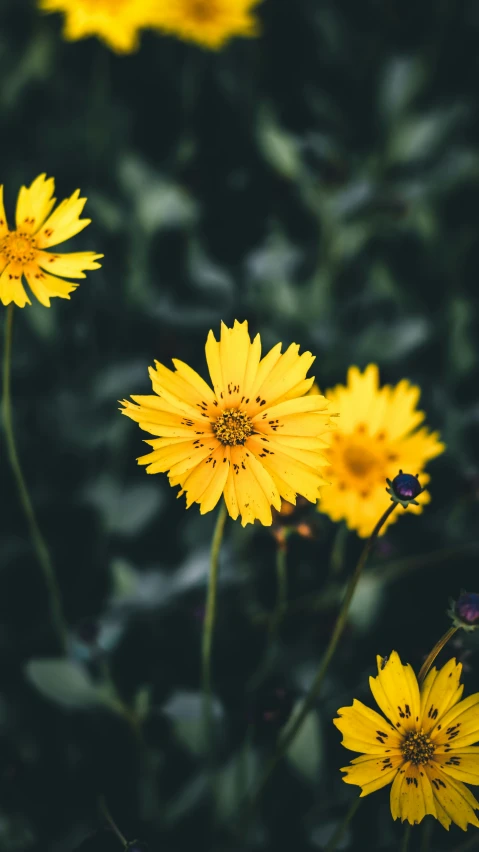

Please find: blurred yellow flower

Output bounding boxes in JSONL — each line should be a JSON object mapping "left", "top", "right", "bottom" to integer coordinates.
{"left": 121, "top": 320, "right": 334, "bottom": 526}
{"left": 152, "top": 0, "right": 261, "bottom": 50}
{"left": 39, "top": 0, "right": 158, "bottom": 53}
{"left": 334, "top": 651, "right": 479, "bottom": 830}
{"left": 318, "top": 365, "right": 444, "bottom": 537}
{"left": 0, "top": 174, "right": 102, "bottom": 308}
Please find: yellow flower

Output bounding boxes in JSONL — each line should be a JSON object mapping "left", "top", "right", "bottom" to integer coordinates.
{"left": 0, "top": 174, "right": 102, "bottom": 308}
{"left": 334, "top": 651, "right": 479, "bottom": 830}
{"left": 120, "top": 320, "right": 334, "bottom": 526}
{"left": 318, "top": 364, "right": 445, "bottom": 537}
{"left": 151, "top": 0, "right": 261, "bottom": 50}
{"left": 38, "top": 0, "right": 159, "bottom": 53}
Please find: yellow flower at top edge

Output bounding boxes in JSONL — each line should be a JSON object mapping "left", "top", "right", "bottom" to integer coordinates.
{"left": 120, "top": 320, "right": 335, "bottom": 526}
{"left": 0, "top": 174, "right": 102, "bottom": 308}
{"left": 334, "top": 651, "right": 479, "bottom": 830}
{"left": 317, "top": 364, "right": 445, "bottom": 538}
{"left": 38, "top": 0, "right": 160, "bottom": 53}
{"left": 151, "top": 0, "right": 262, "bottom": 50}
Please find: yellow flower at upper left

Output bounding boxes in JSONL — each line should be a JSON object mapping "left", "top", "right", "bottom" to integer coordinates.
{"left": 38, "top": 0, "right": 160, "bottom": 53}
{"left": 0, "top": 174, "right": 103, "bottom": 308}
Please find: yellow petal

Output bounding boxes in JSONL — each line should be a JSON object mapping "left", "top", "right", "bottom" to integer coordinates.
{"left": 15, "top": 173, "right": 56, "bottom": 234}
{"left": 205, "top": 328, "right": 224, "bottom": 399}
{"left": 426, "top": 765, "right": 479, "bottom": 830}
{"left": 390, "top": 762, "right": 437, "bottom": 825}
{"left": 340, "top": 753, "right": 403, "bottom": 796}
{"left": 23, "top": 263, "right": 77, "bottom": 306}
{"left": 333, "top": 698, "right": 402, "bottom": 754}
{"left": 0, "top": 185, "right": 9, "bottom": 236}
{"left": 36, "top": 250, "right": 103, "bottom": 278}
{"left": 34, "top": 189, "right": 90, "bottom": 248}
{"left": 0, "top": 261, "right": 30, "bottom": 307}
{"left": 247, "top": 344, "right": 315, "bottom": 415}
{"left": 242, "top": 332, "right": 262, "bottom": 397}
{"left": 175, "top": 444, "right": 226, "bottom": 510}
{"left": 369, "top": 651, "right": 420, "bottom": 735}
{"left": 246, "top": 342, "right": 282, "bottom": 404}
{"left": 171, "top": 359, "right": 217, "bottom": 405}
{"left": 149, "top": 362, "right": 215, "bottom": 421}
{"left": 431, "top": 692, "right": 479, "bottom": 749}
{"left": 420, "top": 658, "right": 464, "bottom": 735}
{"left": 248, "top": 437, "right": 326, "bottom": 503}
{"left": 137, "top": 439, "right": 215, "bottom": 475}
{"left": 433, "top": 748, "right": 479, "bottom": 786}
{"left": 228, "top": 445, "right": 276, "bottom": 526}
{"left": 218, "top": 320, "right": 251, "bottom": 408}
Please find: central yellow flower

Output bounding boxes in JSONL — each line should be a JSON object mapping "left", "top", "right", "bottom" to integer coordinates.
{"left": 318, "top": 365, "right": 445, "bottom": 537}
{"left": 0, "top": 174, "right": 102, "bottom": 308}
{"left": 334, "top": 652, "right": 479, "bottom": 830}
{"left": 120, "top": 320, "right": 334, "bottom": 526}
{"left": 151, "top": 0, "right": 262, "bottom": 50}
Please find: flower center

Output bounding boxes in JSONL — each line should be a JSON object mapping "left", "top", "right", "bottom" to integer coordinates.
{"left": 342, "top": 444, "right": 379, "bottom": 478}
{"left": 0, "top": 231, "right": 37, "bottom": 264}
{"left": 186, "top": 0, "right": 218, "bottom": 21}
{"left": 213, "top": 408, "right": 254, "bottom": 446}
{"left": 401, "top": 729, "right": 435, "bottom": 765}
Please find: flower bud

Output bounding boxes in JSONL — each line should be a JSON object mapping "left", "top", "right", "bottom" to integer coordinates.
{"left": 449, "top": 591, "right": 479, "bottom": 631}
{"left": 385, "top": 470, "right": 423, "bottom": 508}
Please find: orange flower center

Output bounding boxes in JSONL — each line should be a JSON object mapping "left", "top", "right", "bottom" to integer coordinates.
{"left": 0, "top": 231, "right": 37, "bottom": 265}
{"left": 401, "top": 729, "right": 435, "bottom": 765}
{"left": 185, "top": 0, "right": 219, "bottom": 22}
{"left": 213, "top": 408, "right": 253, "bottom": 446}
{"left": 342, "top": 444, "right": 379, "bottom": 479}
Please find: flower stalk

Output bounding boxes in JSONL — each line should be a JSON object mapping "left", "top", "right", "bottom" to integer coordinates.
{"left": 2, "top": 305, "right": 67, "bottom": 653}
{"left": 417, "top": 625, "right": 458, "bottom": 685}
{"left": 241, "top": 500, "right": 398, "bottom": 827}
{"left": 324, "top": 797, "right": 361, "bottom": 852}
{"left": 202, "top": 499, "right": 228, "bottom": 756}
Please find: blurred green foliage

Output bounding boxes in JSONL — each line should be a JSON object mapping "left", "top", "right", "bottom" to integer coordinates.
{"left": 1, "top": 1, "right": 479, "bottom": 850}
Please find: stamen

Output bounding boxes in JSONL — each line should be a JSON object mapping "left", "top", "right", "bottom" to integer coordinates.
{"left": 213, "top": 408, "right": 254, "bottom": 446}
{"left": 0, "top": 231, "right": 37, "bottom": 264}
{"left": 401, "top": 729, "right": 435, "bottom": 765}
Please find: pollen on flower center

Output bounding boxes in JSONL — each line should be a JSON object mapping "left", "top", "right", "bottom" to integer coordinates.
{"left": 342, "top": 444, "right": 379, "bottom": 478}
{"left": 213, "top": 408, "right": 254, "bottom": 446}
{"left": 0, "top": 231, "right": 37, "bottom": 264}
{"left": 401, "top": 729, "right": 435, "bottom": 765}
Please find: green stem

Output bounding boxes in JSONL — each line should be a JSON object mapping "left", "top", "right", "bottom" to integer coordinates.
{"left": 325, "top": 798, "right": 361, "bottom": 852}
{"left": 420, "top": 818, "right": 433, "bottom": 852}
{"left": 329, "top": 522, "right": 349, "bottom": 576}
{"left": 202, "top": 499, "right": 228, "bottom": 756}
{"left": 417, "top": 625, "right": 458, "bottom": 685}
{"left": 400, "top": 823, "right": 412, "bottom": 852}
{"left": 98, "top": 795, "right": 128, "bottom": 847}
{"left": 241, "top": 501, "right": 398, "bottom": 829}
{"left": 2, "top": 305, "right": 67, "bottom": 653}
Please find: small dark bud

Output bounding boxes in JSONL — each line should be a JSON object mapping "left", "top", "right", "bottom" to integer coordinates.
{"left": 449, "top": 591, "right": 479, "bottom": 631}
{"left": 385, "top": 470, "right": 423, "bottom": 508}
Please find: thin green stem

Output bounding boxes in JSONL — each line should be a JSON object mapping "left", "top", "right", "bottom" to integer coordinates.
{"left": 420, "top": 818, "right": 433, "bottom": 852}
{"left": 98, "top": 795, "right": 128, "bottom": 847}
{"left": 2, "top": 305, "right": 67, "bottom": 653}
{"left": 240, "top": 501, "right": 398, "bottom": 831}
{"left": 417, "top": 625, "right": 458, "bottom": 685}
{"left": 400, "top": 822, "right": 412, "bottom": 852}
{"left": 325, "top": 798, "right": 361, "bottom": 852}
{"left": 329, "top": 522, "right": 349, "bottom": 576}
{"left": 202, "top": 499, "right": 228, "bottom": 757}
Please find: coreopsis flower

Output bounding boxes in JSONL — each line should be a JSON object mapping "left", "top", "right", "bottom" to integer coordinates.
{"left": 334, "top": 651, "right": 479, "bottom": 830}
{"left": 38, "top": 0, "right": 159, "bottom": 53}
{"left": 121, "top": 320, "right": 334, "bottom": 526}
{"left": 151, "top": 0, "right": 261, "bottom": 50}
{"left": 0, "top": 174, "right": 102, "bottom": 308}
{"left": 318, "top": 365, "right": 445, "bottom": 537}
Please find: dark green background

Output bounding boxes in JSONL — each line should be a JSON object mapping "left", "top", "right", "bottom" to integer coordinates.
{"left": 1, "top": 1, "right": 479, "bottom": 849}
